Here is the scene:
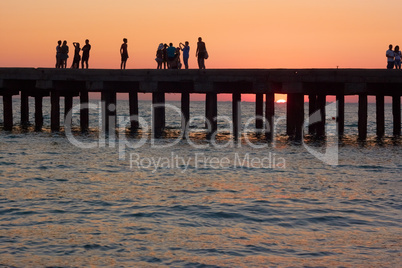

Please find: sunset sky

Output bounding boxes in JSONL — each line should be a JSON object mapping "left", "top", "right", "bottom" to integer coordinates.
{"left": 1, "top": 0, "right": 400, "bottom": 102}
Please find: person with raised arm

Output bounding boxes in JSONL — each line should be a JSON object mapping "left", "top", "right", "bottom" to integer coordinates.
{"left": 179, "top": 41, "right": 190, "bottom": 69}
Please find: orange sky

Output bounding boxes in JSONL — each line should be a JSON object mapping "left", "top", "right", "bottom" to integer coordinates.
{"left": 1, "top": 0, "right": 400, "bottom": 102}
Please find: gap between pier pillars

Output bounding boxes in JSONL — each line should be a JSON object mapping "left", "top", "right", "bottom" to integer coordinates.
{"left": 20, "top": 91, "right": 29, "bottom": 127}
{"left": 64, "top": 95, "right": 73, "bottom": 129}
{"left": 34, "top": 96, "right": 43, "bottom": 132}
{"left": 101, "top": 91, "right": 117, "bottom": 134}
{"left": 152, "top": 92, "right": 165, "bottom": 138}
{"left": 393, "top": 95, "right": 401, "bottom": 136}
{"left": 51, "top": 91, "right": 60, "bottom": 132}
{"left": 358, "top": 94, "right": 368, "bottom": 140}
{"left": 2, "top": 94, "right": 13, "bottom": 131}
{"left": 376, "top": 94, "right": 385, "bottom": 139}
{"left": 80, "top": 90, "right": 89, "bottom": 132}
{"left": 129, "top": 91, "right": 139, "bottom": 133}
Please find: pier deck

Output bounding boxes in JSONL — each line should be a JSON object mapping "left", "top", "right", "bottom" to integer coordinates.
{"left": 0, "top": 68, "right": 401, "bottom": 140}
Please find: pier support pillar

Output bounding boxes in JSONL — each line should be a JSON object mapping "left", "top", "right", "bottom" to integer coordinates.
{"left": 129, "top": 91, "right": 139, "bottom": 133}
{"left": 181, "top": 92, "right": 190, "bottom": 136}
{"left": 265, "top": 92, "right": 275, "bottom": 141}
{"left": 206, "top": 93, "right": 217, "bottom": 139}
{"left": 51, "top": 91, "right": 60, "bottom": 132}
{"left": 358, "top": 94, "right": 368, "bottom": 140}
{"left": 80, "top": 90, "right": 89, "bottom": 133}
{"left": 308, "top": 94, "right": 317, "bottom": 135}
{"left": 64, "top": 95, "right": 73, "bottom": 129}
{"left": 336, "top": 94, "right": 345, "bottom": 137}
{"left": 286, "top": 93, "right": 295, "bottom": 137}
{"left": 34, "top": 95, "right": 43, "bottom": 132}
{"left": 3, "top": 94, "right": 13, "bottom": 131}
{"left": 287, "top": 93, "right": 303, "bottom": 140}
{"left": 232, "top": 93, "right": 241, "bottom": 141}
{"left": 255, "top": 93, "right": 263, "bottom": 130}
{"left": 152, "top": 92, "right": 165, "bottom": 138}
{"left": 376, "top": 94, "right": 385, "bottom": 139}
{"left": 393, "top": 95, "right": 401, "bottom": 136}
{"left": 20, "top": 91, "right": 29, "bottom": 127}
{"left": 316, "top": 94, "right": 326, "bottom": 138}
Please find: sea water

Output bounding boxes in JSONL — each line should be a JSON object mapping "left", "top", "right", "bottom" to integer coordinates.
{"left": 0, "top": 98, "right": 401, "bottom": 267}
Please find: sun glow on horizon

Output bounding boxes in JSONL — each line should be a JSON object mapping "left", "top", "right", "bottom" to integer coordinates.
{"left": 276, "top": 99, "right": 286, "bottom": 104}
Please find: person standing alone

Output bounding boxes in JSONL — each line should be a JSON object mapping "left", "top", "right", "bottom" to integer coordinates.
{"left": 386, "top": 44, "right": 395, "bottom": 69}
{"left": 120, "top": 38, "right": 129, "bottom": 69}
{"left": 81, "top": 39, "right": 91, "bottom": 69}
{"left": 196, "top": 37, "right": 207, "bottom": 69}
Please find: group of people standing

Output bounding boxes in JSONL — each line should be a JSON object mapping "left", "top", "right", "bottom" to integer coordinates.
{"left": 155, "top": 37, "right": 208, "bottom": 70}
{"left": 55, "top": 39, "right": 91, "bottom": 69}
{"left": 56, "top": 37, "right": 208, "bottom": 70}
{"left": 386, "top": 44, "right": 401, "bottom": 69}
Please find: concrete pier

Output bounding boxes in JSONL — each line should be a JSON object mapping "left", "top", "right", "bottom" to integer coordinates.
{"left": 0, "top": 68, "right": 401, "bottom": 140}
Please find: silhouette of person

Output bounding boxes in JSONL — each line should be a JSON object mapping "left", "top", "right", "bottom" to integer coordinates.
{"left": 156, "top": 43, "right": 164, "bottom": 69}
{"left": 120, "top": 38, "right": 129, "bottom": 69}
{"left": 386, "top": 44, "right": 395, "bottom": 69}
{"left": 81, "top": 39, "right": 91, "bottom": 69}
{"left": 71, "top": 42, "right": 81, "bottom": 69}
{"left": 60, "top": 40, "right": 69, "bottom": 68}
{"left": 180, "top": 41, "right": 190, "bottom": 69}
{"left": 169, "top": 47, "right": 181, "bottom": 69}
{"left": 394, "top": 45, "right": 401, "bottom": 69}
{"left": 162, "top": 43, "right": 168, "bottom": 69}
{"left": 56, "top": 40, "right": 62, "bottom": 68}
{"left": 166, "top": 43, "right": 176, "bottom": 69}
{"left": 196, "top": 37, "right": 207, "bottom": 69}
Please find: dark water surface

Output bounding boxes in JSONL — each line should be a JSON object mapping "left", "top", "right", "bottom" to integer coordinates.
{"left": 0, "top": 100, "right": 401, "bottom": 267}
